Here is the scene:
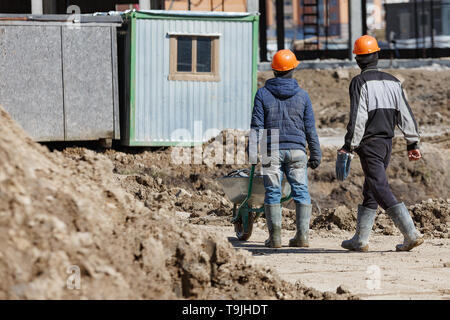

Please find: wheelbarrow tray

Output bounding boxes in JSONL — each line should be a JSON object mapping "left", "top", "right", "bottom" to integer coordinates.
{"left": 218, "top": 174, "right": 291, "bottom": 207}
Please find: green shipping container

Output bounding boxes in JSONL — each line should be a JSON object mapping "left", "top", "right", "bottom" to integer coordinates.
{"left": 118, "top": 10, "right": 259, "bottom": 146}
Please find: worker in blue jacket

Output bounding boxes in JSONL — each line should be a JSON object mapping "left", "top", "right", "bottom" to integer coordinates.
{"left": 250, "top": 49, "right": 322, "bottom": 248}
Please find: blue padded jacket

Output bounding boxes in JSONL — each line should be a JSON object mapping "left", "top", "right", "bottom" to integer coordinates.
{"left": 250, "top": 77, "right": 321, "bottom": 162}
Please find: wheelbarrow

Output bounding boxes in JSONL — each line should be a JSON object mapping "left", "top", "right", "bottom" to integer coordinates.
{"left": 218, "top": 164, "right": 291, "bottom": 241}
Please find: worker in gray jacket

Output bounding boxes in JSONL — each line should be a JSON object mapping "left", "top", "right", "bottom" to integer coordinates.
{"left": 339, "top": 35, "right": 423, "bottom": 252}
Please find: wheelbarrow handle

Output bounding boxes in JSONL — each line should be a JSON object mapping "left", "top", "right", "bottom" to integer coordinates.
{"left": 241, "top": 164, "right": 256, "bottom": 208}
{"left": 280, "top": 193, "right": 292, "bottom": 203}
{"left": 245, "top": 164, "right": 291, "bottom": 205}
{"left": 231, "top": 165, "right": 256, "bottom": 224}
{"left": 231, "top": 164, "right": 291, "bottom": 226}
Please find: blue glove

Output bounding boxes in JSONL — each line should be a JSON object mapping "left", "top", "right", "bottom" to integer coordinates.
{"left": 336, "top": 151, "right": 353, "bottom": 181}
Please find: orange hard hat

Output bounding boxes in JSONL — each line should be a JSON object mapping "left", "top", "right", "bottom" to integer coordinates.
{"left": 271, "top": 49, "right": 300, "bottom": 71}
{"left": 353, "top": 35, "right": 381, "bottom": 55}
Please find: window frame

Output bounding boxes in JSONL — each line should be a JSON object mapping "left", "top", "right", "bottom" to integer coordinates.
{"left": 168, "top": 33, "right": 220, "bottom": 82}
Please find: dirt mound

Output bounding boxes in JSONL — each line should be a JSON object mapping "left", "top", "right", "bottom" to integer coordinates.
{"left": 0, "top": 107, "right": 359, "bottom": 300}
{"left": 280, "top": 199, "right": 449, "bottom": 238}
{"left": 259, "top": 68, "right": 450, "bottom": 128}
{"left": 55, "top": 69, "right": 449, "bottom": 234}
{"left": 307, "top": 138, "right": 450, "bottom": 211}
{"left": 81, "top": 135, "right": 449, "bottom": 238}
{"left": 408, "top": 199, "right": 450, "bottom": 238}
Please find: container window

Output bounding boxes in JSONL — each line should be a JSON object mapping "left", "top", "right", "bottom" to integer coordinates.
{"left": 169, "top": 35, "right": 220, "bottom": 82}
{"left": 177, "top": 36, "right": 192, "bottom": 72}
{"left": 196, "top": 37, "right": 212, "bottom": 73}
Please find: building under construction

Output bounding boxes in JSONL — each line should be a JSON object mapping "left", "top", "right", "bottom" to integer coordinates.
{"left": 1, "top": 0, "right": 449, "bottom": 60}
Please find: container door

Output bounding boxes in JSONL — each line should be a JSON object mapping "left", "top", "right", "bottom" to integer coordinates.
{"left": 0, "top": 25, "right": 64, "bottom": 141}
{"left": 62, "top": 26, "right": 114, "bottom": 141}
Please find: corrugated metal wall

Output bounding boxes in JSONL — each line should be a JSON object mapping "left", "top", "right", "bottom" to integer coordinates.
{"left": 134, "top": 18, "right": 253, "bottom": 143}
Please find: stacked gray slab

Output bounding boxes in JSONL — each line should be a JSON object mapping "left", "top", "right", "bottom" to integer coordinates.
{"left": 0, "top": 14, "right": 122, "bottom": 141}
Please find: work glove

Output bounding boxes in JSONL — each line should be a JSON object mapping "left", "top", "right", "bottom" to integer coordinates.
{"left": 335, "top": 149, "right": 353, "bottom": 181}
{"left": 408, "top": 149, "right": 421, "bottom": 161}
{"left": 307, "top": 159, "right": 320, "bottom": 169}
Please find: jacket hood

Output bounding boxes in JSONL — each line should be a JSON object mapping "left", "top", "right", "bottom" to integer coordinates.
{"left": 265, "top": 78, "right": 300, "bottom": 99}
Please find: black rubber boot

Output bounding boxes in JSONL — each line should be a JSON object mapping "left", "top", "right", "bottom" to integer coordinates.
{"left": 289, "top": 203, "right": 312, "bottom": 247}
{"left": 264, "top": 203, "right": 282, "bottom": 248}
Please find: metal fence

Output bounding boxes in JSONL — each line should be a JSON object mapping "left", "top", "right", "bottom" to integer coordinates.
{"left": 384, "top": 0, "right": 450, "bottom": 58}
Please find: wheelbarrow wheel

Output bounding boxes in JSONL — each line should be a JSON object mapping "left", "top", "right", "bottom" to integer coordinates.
{"left": 234, "top": 212, "right": 255, "bottom": 241}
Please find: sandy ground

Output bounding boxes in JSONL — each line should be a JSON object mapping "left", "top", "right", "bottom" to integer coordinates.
{"left": 199, "top": 225, "right": 450, "bottom": 300}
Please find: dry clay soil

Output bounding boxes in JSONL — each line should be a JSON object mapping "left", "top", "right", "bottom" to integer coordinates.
{"left": 259, "top": 67, "right": 450, "bottom": 130}
{"left": 60, "top": 68, "right": 450, "bottom": 300}
{"left": 90, "top": 141, "right": 450, "bottom": 300}
{"left": 1, "top": 68, "right": 449, "bottom": 300}
{"left": 257, "top": 67, "right": 450, "bottom": 299}
{"left": 0, "top": 107, "right": 356, "bottom": 300}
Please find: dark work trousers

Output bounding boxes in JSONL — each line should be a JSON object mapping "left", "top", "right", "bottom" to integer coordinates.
{"left": 355, "top": 137, "right": 398, "bottom": 210}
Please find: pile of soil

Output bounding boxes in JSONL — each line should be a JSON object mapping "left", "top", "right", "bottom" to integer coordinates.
{"left": 66, "top": 133, "right": 448, "bottom": 238}
{"left": 280, "top": 198, "right": 449, "bottom": 239}
{"left": 408, "top": 199, "right": 450, "bottom": 237}
{"left": 0, "top": 107, "right": 358, "bottom": 300}
{"left": 77, "top": 69, "right": 448, "bottom": 234}
{"left": 279, "top": 135, "right": 449, "bottom": 238}
{"left": 61, "top": 130, "right": 255, "bottom": 228}
{"left": 308, "top": 135, "right": 450, "bottom": 211}
{"left": 259, "top": 68, "right": 450, "bottom": 128}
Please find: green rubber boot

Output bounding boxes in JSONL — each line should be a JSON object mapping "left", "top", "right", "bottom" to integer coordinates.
{"left": 341, "top": 205, "right": 376, "bottom": 252}
{"left": 289, "top": 203, "right": 312, "bottom": 247}
{"left": 386, "top": 202, "right": 424, "bottom": 252}
{"left": 264, "top": 203, "right": 282, "bottom": 248}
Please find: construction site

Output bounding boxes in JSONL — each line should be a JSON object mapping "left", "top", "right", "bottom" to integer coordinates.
{"left": 0, "top": 0, "right": 449, "bottom": 304}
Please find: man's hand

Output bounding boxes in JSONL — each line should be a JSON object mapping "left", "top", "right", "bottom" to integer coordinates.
{"left": 408, "top": 149, "right": 421, "bottom": 161}
{"left": 307, "top": 159, "right": 320, "bottom": 169}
